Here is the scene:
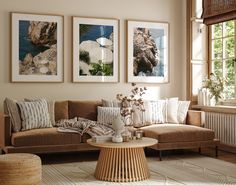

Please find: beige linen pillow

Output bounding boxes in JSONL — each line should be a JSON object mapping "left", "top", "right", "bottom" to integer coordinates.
{"left": 177, "top": 101, "right": 191, "bottom": 124}
{"left": 4, "top": 98, "right": 22, "bottom": 132}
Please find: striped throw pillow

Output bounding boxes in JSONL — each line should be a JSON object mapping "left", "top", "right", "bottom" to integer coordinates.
{"left": 17, "top": 99, "right": 52, "bottom": 131}
{"left": 97, "top": 106, "right": 120, "bottom": 125}
{"left": 150, "top": 100, "right": 166, "bottom": 124}
{"left": 132, "top": 101, "right": 152, "bottom": 126}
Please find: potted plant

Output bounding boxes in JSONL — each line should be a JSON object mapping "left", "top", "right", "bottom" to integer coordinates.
{"left": 202, "top": 73, "right": 224, "bottom": 105}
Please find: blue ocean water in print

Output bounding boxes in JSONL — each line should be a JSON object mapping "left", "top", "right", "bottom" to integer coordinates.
{"left": 150, "top": 28, "right": 165, "bottom": 77}
{"left": 19, "top": 21, "right": 49, "bottom": 61}
{"left": 79, "top": 24, "right": 113, "bottom": 43}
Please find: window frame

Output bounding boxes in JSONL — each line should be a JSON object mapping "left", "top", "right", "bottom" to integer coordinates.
{"left": 209, "top": 20, "right": 236, "bottom": 100}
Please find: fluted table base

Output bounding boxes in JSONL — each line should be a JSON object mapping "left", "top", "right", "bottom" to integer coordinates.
{"left": 94, "top": 147, "right": 150, "bottom": 182}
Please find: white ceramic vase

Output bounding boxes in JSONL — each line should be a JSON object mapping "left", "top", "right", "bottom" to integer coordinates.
{"left": 210, "top": 97, "right": 216, "bottom": 106}
{"left": 112, "top": 116, "right": 124, "bottom": 143}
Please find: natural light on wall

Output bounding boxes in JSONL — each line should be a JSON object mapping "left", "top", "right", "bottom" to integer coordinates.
{"left": 192, "top": 64, "right": 207, "bottom": 95}
{"left": 194, "top": 0, "right": 202, "bottom": 19}
{"left": 191, "top": 21, "right": 207, "bottom": 96}
{"left": 143, "top": 86, "right": 161, "bottom": 101}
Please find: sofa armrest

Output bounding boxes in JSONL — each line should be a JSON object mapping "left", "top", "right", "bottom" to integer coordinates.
{"left": 0, "top": 113, "right": 11, "bottom": 148}
{"left": 186, "top": 110, "right": 205, "bottom": 127}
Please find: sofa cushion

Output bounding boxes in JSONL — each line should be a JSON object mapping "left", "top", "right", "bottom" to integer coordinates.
{"left": 141, "top": 124, "right": 214, "bottom": 143}
{"left": 68, "top": 101, "right": 102, "bottom": 121}
{"left": 55, "top": 101, "right": 69, "bottom": 121}
{"left": 4, "top": 98, "right": 22, "bottom": 132}
{"left": 11, "top": 128, "right": 82, "bottom": 147}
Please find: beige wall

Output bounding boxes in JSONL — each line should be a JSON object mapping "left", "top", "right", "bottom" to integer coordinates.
{"left": 0, "top": 0, "right": 187, "bottom": 112}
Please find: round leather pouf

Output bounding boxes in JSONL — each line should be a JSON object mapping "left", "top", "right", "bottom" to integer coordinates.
{"left": 0, "top": 153, "right": 42, "bottom": 185}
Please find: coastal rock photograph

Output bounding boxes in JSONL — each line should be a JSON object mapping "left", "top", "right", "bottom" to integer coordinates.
{"left": 133, "top": 27, "right": 163, "bottom": 77}
{"left": 19, "top": 20, "right": 57, "bottom": 75}
{"left": 78, "top": 24, "right": 114, "bottom": 76}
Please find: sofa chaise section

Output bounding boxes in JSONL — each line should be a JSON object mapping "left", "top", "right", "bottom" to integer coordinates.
{"left": 141, "top": 110, "right": 219, "bottom": 160}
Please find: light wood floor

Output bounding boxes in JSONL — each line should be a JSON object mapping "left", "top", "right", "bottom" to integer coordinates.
{"left": 39, "top": 148, "right": 236, "bottom": 165}
{"left": 196, "top": 147, "right": 236, "bottom": 163}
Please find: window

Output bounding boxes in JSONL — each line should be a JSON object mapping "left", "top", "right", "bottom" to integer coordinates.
{"left": 210, "top": 20, "right": 236, "bottom": 99}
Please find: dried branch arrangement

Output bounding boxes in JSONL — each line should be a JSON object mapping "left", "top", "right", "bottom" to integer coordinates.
{"left": 116, "top": 83, "right": 147, "bottom": 123}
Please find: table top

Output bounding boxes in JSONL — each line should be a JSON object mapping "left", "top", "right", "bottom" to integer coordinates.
{"left": 87, "top": 137, "right": 157, "bottom": 149}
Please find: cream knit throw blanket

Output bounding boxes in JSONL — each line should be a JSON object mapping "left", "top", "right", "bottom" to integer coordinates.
{"left": 55, "top": 117, "right": 114, "bottom": 136}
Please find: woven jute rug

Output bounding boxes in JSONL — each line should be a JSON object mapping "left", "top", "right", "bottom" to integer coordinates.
{"left": 42, "top": 156, "right": 236, "bottom": 185}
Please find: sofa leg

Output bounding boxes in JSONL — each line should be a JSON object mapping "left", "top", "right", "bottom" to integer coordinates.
{"left": 159, "top": 150, "right": 162, "bottom": 161}
{"left": 198, "top": 147, "right": 201, "bottom": 154}
{"left": 0, "top": 149, "right": 6, "bottom": 155}
{"left": 215, "top": 146, "right": 218, "bottom": 157}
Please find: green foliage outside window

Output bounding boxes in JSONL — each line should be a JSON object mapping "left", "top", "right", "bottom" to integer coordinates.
{"left": 211, "top": 20, "right": 235, "bottom": 99}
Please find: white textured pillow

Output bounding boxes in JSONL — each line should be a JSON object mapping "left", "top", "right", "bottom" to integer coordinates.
{"left": 177, "top": 101, "right": 190, "bottom": 124}
{"left": 97, "top": 106, "right": 120, "bottom": 125}
{"left": 149, "top": 100, "right": 166, "bottom": 124}
{"left": 166, "top": 97, "right": 179, "bottom": 123}
{"left": 17, "top": 99, "right": 52, "bottom": 131}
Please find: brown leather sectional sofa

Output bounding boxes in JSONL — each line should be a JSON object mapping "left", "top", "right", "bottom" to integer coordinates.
{"left": 0, "top": 100, "right": 219, "bottom": 160}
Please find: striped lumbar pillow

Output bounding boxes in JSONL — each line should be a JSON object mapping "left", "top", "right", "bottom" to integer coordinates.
{"left": 17, "top": 99, "right": 52, "bottom": 131}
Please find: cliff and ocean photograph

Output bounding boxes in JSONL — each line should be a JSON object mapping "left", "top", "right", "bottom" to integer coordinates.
{"left": 78, "top": 24, "right": 114, "bottom": 76}
{"left": 133, "top": 27, "right": 164, "bottom": 77}
{"left": 19, "top": 20, "right": 57, "bottom": 75}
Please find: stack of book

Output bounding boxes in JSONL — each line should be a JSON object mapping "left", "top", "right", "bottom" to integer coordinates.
{"left": 92, "top": 135, "right": 112, "bottom": 142}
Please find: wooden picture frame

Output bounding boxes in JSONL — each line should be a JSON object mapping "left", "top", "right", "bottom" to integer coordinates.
{"left": 73, "top": 17, "right": 119, "bottom": 82}
{"left": 127, "top": 20, "right": 169, "bottom": 83}
{"left": 11, "top": 12, "right": 64, "bottom": 82}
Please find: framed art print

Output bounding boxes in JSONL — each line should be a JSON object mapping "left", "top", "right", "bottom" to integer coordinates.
{"left": 11, "top": 12, "right": 64, "bottom": 82}
{"left": 127, "top": 20, "right": 169, "bottom": 83}
{"left": 73, "top": 17, "right": 119, "bottom": 82}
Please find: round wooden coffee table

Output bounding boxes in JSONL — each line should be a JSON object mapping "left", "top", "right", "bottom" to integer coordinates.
{"left": 87, "top": 137, "right": 157, "bottom": 182}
